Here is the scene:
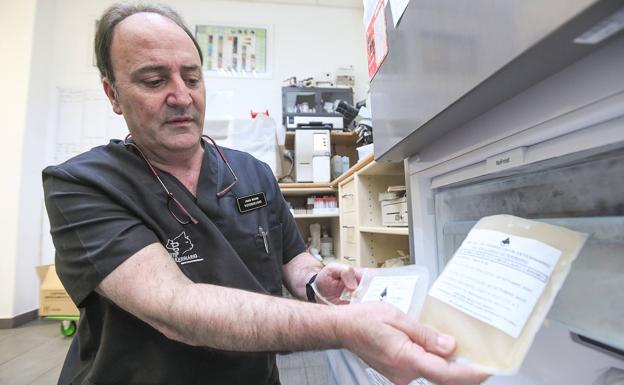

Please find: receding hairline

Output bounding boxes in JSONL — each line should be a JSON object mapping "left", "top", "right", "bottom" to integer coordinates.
{"left": 109, "top": 11, "right": 203, "bottom": 75}
{"left": 95, "top": 3, "right": 203, "bottom": 83}
{"left": 113, "top": 11, "right": 195, "bottom": 45}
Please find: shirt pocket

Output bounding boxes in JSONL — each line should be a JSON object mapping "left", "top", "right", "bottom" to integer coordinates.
{"left": 253, "top": 224, "right": 284, "bottom": 295}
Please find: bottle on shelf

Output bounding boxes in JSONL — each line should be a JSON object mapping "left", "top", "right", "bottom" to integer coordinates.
{"left": 320, "top": 226, "right": 334, "bottom": 260}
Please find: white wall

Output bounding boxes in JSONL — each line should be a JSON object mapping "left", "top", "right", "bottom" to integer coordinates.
{"left": 2, "top": 0, "right": 367, "bottom": 318}
{"left": 15, "top": 0, "right": 57, "bottom": 317}
{"left": 46, "top": 0, "right": 368, "bottom": 119}
{"left": 0, "top": 0, "right": 38, "bottom": 319}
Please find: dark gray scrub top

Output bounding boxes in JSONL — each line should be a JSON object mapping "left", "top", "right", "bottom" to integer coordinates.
{"left": 42, "top": 139, "right": 306, "bottom": 385}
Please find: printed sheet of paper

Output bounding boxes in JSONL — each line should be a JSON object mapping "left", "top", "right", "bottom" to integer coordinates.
{"left": 429, "top": 229, "right": 561, "bottom": 338}
{"left": 359, "top": 275, "right": 418, "bottom": 314}
{"left": 366, "top": 0, "right": 389, "bottom": 80}
{"left": 389, "top": 0, "right": 410, "bottom": 27}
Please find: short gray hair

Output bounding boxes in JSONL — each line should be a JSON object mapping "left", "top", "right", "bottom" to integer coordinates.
{"left": 94, "top": 3, "right": 203, "bottom": 84}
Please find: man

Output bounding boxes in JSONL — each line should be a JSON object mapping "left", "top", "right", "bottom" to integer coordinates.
{"left": 43, "top": 3, "right": 486, "bottom": 385}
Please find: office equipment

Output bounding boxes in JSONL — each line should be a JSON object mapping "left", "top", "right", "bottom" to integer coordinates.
{"left": 335, "top": 66, "right": 355, "bottom": 87}
{"left": 380, "top": 196, "right": 407, "bottom": 227}
{"left": 287, "top": 115, "right": 344, "bottom": 130}
{"left": 295, "top": 130, "right": 331, "bottom": 182}
{"left": 282, "top": 86, "right": 353, "bottom": 130}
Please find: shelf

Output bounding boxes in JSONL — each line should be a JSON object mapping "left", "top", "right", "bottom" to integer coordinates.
{"left": 292, "top": 212, "right": 340, "bottom": 219}
{"left": 285, "top": 131, "right": 357, "bottom": 148}
{"left": 359, "top": 226, "right": 409, "bottom": 236}
{"left": 359, "top": 159, "right": 404, "bottom": 176}
{"left": 279, "top": 155, "right": 373, "bottom": 192}
{"left": 331, "top": 154, "right": 374, "bottom": 187}
{"left": 279, "top": 183, "right": 336, "bottom": 196}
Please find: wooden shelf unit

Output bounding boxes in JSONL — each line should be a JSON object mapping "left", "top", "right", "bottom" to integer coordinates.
{"left": 359, "top": 226, "right": 409, "bottom": 236}
{"left": 292, "top": 212, "right": 339, "bottom": 219}
{"left": 279, "top": 154, "right": 409, "bottom": 267}
{"left": 279, "top": 184, "right": 334, "bottom": 196}
{"left": 337, "top": 159, "right": 410, "bottom": 267}
{"left": 280, "top": 185, "right": 340, "bottom": 259}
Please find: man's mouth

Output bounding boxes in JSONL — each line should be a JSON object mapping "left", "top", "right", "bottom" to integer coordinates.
{"left": 166, "top": 116, "right": 194, "bottom": 123}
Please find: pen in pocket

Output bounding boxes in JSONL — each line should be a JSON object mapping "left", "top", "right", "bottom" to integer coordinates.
{"left": 258, "top": 226, "right": 269, "bottom": 254}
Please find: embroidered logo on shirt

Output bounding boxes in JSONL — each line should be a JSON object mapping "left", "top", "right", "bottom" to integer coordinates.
{"left": 166, "top": 231, "right": 203, "bottom": 265}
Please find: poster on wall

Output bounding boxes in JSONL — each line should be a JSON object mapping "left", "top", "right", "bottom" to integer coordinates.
{"left": 366, "top": 0, "right": 389, "bottom": 80}
{"left": 195, "top": 25, "right": 268, "bottom": 76}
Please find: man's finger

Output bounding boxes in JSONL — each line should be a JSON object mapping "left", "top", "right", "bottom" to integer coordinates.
{"left": 393, "top": 319, "right": 456, "bottom": 357}
{"left": 414, "top": 349, "right": 489, "bottom": 385}
{"left": 339, "top": 266, "right": 359, "bottom": 290}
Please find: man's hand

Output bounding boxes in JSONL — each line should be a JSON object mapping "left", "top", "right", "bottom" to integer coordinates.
{"left": 336, "top": 302, "right": 489, "bottom": 385}
{"left": 314, "top": 262, "right": 363, "bottom": 304}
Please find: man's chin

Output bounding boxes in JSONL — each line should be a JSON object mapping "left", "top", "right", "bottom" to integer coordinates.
{"left": 161, "top": 130, "right": 202, "bottom": 149}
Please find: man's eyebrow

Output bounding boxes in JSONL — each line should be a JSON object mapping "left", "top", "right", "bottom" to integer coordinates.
{"left": 130, "top": 64, "right": 201, "bottom": 78}
{"left": 131, "top": 65, "right": 167, "bottom": 78}
{"left": 181, "top": 64, "right": 202, "bottom": 73}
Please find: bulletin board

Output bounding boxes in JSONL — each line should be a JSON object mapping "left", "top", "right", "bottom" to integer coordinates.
{"left": 195, "top": 25, "right": 268, "bottom": 76}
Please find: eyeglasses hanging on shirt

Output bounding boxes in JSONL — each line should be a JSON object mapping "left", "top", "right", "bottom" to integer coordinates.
{"left": 124, "top": 134, "right": 239, "bottom": 225}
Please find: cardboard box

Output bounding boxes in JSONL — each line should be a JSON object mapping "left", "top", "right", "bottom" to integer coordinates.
{"left": 36, "top": 264, "right": 79, "bottom": 317}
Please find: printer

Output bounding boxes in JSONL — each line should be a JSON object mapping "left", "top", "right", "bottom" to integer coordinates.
{"left": 286, "top": 116, "right": 344, "bottom": 130}
{"left": 282, "top": 86, "right": 352, "bottom": 131}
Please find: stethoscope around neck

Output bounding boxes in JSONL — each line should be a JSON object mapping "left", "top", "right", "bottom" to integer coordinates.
{"left": 123, "top": 134, "right": 239, "bottom": 225}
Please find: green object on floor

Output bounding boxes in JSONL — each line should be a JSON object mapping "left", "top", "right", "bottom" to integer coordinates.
{"left": 45, "top": 316, "right": 80, "bottom": 337}
{"left": 60, "top": 320, "right": 77, "bottom": 337}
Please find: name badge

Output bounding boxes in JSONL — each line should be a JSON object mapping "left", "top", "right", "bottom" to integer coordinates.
{"left": 236, "top": 192, "right": 268, "bottom": 213}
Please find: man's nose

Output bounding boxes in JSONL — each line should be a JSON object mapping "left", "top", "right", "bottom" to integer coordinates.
{"left": 165, "top": 77, "right": 192, "bottom": 108}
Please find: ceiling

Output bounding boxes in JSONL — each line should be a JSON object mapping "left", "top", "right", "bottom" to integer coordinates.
{"left": 228, "top": 0, "right": 363, "bottom": 9}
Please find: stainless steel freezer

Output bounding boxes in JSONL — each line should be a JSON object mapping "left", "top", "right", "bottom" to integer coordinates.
{"left": 328, "top": 1, "right": 624, "bottom": 384}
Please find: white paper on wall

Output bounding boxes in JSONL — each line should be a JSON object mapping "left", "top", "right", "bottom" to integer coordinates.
{"left": 53, "top": 87, "right": 127, "bottom": 164}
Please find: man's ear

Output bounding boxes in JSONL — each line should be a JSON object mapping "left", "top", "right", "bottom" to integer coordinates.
{"left": 102, "top": 78, "right": 122, "bottom": 115}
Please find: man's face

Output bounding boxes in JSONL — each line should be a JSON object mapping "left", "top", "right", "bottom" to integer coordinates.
{"left": 103, "top": 13, "right": 205, "bottom": 154}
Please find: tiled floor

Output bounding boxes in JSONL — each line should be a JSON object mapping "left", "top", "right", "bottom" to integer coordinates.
{"left": 0, "top": 319, "right": 70, "bottom": 385}
{"left": 0, "top": 319, "right": 327, "bottom": 385}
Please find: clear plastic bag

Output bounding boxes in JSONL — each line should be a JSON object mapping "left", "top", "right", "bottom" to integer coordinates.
{"left": 337, "top": 265, "right": 431, "bottom": 385}
{"left": 343, "top": 264, "right": 429, "bottom": 319}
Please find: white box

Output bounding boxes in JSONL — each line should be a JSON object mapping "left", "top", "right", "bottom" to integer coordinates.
{"left": 381, "top": 196, "right": 408, "bottom": 227}
{"left": 357, "top": 143, "right": 374, "bottom": 160}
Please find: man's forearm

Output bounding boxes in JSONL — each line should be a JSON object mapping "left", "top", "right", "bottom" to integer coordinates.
{"left": 282, "top": 252, "right": 324, "bottom": 300}
{"left": 164, "top": 282, "right": 341, "bottom": 351}
{"left": 98, "top": 245, "right": 487, "bottom": 385}
{"left": 99, "top": 244, "right": 336, "bottom": 352}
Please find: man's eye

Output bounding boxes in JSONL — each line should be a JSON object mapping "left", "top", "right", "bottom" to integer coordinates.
{"left": 143, "top": 79, "right": 164, "bottom": 88}
{"left": 185, "top": 78, "right": 200, "bottom": 87}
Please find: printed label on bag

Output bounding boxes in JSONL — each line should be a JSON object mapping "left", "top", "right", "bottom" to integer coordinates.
{"left": 429, "top": 229, "right": 561, "bottom": 338}
{"left": 360, "top": 275, "right": 419, "bottom": 314}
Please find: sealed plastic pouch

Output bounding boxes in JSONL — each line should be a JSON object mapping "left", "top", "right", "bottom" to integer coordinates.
{"left": 345, "top": 264, "right": 429, "bottom": 319}
{"left": 419, "top": 214, "right": 588, "bottom": 375}
{"left": 340, "top": 264, "right": 430, "bottom": 385}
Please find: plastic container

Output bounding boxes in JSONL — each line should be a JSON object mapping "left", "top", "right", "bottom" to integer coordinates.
{"left": 357, "top": 143, "right": 374, "bottom": 160}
